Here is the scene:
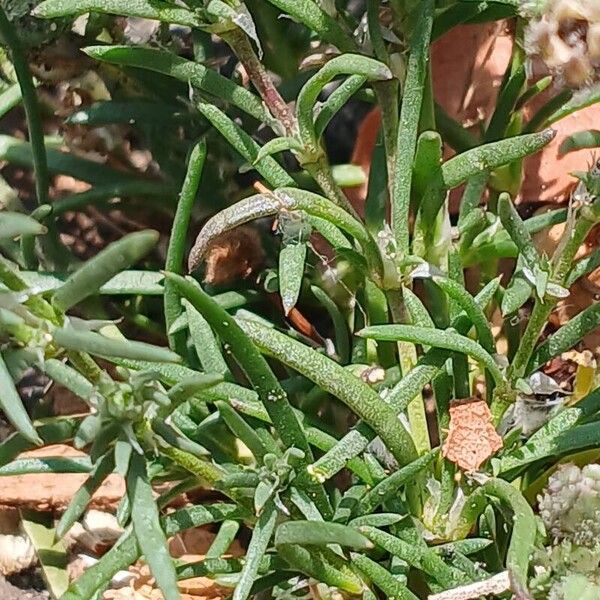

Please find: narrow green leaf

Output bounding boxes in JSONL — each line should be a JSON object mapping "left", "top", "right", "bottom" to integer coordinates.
{"left": 458, "top": 172, "right": 488, "bottom": 227}
{"left": 275, "top": 521, "right": 373, "bottom": 550}
{"left": 0, "top": 417, "right": 80, "bottom": 468}
{"left": 53, "top": 230, "right": 158, "bottom": 313}
{"left": 358, "top": 450, "right": 438, "bottom": 514}
{"left": 261, "top": 0, "right": 354, "bottom": 52}
{"left": 128, "top": 453, "right": 180, "bottom": 600}
{"left": 412, "top": 131, "right": 443, "bottom": 199}
{"left": 165, "top": 141, "right": 206, "bottom": 353}
{"left": 351, "top": 553, "right": 418, "bottom": 600}
{"left": 238, "top": 318, "right": 417, "bottom": 468}
{"left": 216, "top": 400, "right": 269, "bottom": 461}
{"left": 442, "top": 129, "right": 556, "bottom": 190}
{"left": 297, "top": 54, "right": 391, "bottom": 144}
{"left": 485, "top": 65, "right": 526, "bottom": 142}
{"left": 74, "top": 415, "right": 101, "bottom": 450}
{"left": 567, "top": 248, "right": 600, "bottom": 287}
{"left": 391, "top": 0, "right": 435, "bottom": 254}
{"left": 56, "top": 452, "right": 115, "bottom": 539}
{"left": 434, "top": 102, "right": 478, "bottom": 152}
{"left": 498, "top": 193, "right": 540, "bottom": 267}
{"left": 527, "top": 302, "right": 600, "bottom": 374}
{"left": 84, "top": 46, "right": 266, "bottom": 121}
{"left": 184, "top": 301, "right": 230, "bottom": 377}
{"left": 277, "top": 545, "right": 364, "bottom": 594}
{"left": 66, "top": 101, "right": 182, "bottom": 126}
{"left": 348, "top": 514, "right": 403, "bottom": 528}
{"left": 432, "top": 0, "right": 493, "bottom": 40}
{"left": 0, "top": 212, "right": 47, "bottom": 239}
{"left": 52, "top": 327, "right": 181, "bottom": 363}
{"left": 434, "top": 538, "right": 493, "bottom": 556}
{"left": 0, "top": 83, "right": 22, "bottom": 119}
{"left": 35, "top": 0, "right": 199, "bottom": 25}
{"left": 0, "top": 352, "right": 42, "bottom": 445}
{"left": 359, "top": 324, "right": 504, "bottom": 384}
{"left": 254, "top": 137, "right": 304, "bottom": 163}
{"left": 501, "top": 273, "right": 532, "bottom": 316}
{"left": 279, "top": 242, "right": 307, "bottom": 315}
{"left": 545, "top": 84, "right": 600, "bottom": 127}
{"left": 431, "top": 275, "right": 495, "bottom": 352}
{"left": 364, "top": 136, "right": 388, "bottom": 234}
{"left": 0, "top": 456, "right": 91, "bottom": 476}
{"left": 206, "top": 520, "right": 240, "bottom": 559}
{"left": 314, "top": 75, "right": 366, "bottom": 138}
{"left": 311, "top": 285, "right": 350, "bottom": 363}
{"left": 0, "top": 271, "right": 165, "bottom": 296}
{"left": 559, "top": 129, "right": 600, "bottom": 155}
{"left": 197, "top": 102, "right": 295, "bottom": 188}
{"left": 0, "top": 8, "right": 49, "bottom": 211}
{"left": 233, "top": 502, "right": 277, "bottom": 600}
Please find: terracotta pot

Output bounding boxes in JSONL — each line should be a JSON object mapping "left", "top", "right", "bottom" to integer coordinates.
{"left": 349, "top": 21, "right": 600, "bottom": 207}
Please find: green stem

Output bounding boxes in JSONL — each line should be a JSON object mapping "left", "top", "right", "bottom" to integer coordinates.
{"left": 387, "top": 290, "right": 430, "bottom": 457}
{"left": 304, "top": 157, "right": 360, "bottom": 217}
{"left": 508, "top": 200, "right": 600, "bottom": 384}
{"left": 507, "top": 300, "right": 553, "bottom": 382}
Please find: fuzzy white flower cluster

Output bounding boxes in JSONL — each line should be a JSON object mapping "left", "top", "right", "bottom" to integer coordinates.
{"left": 538, "top": 463, "right": 600, "bottom": 547}
{"left": 524, "top": 0, "right": 600, "bottom": 87}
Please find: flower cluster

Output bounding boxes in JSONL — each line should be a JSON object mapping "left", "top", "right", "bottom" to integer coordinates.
{"left": 532, "top": 464, "right": 600, "bottom": 598}
{"left": 524, "top": 0, "right": 600, "bottom": 87}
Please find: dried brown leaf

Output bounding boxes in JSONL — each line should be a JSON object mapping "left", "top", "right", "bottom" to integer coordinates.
{"left": 442, "top": 399, "right": 503, "bottom": 472}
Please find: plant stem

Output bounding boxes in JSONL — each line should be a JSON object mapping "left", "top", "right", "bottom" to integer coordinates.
{"left": 304, "top": 158, "right": 360, "bottom": 217}
{"left": 507, "top": 299, "right": 553, "bottom": 382}
{"left": 509, "top": 199, "right": 600, "bottom": 383}
{"left": 387, "top": 290, "right": 430, "bottom": 455}
{"left": 224, "top": 29, "right": 296, "bottom": 136}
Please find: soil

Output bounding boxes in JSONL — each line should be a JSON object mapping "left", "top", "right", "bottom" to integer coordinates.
{"left": 1, "top": 573, "right": 49, "bottom": 600}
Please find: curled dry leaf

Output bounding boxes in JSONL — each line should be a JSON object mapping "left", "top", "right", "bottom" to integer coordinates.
{"left": 202, "top": 226, "right": 265, "bottom": 286}
{"left": 442, "top": 398, "right": 503, "bottom": 473}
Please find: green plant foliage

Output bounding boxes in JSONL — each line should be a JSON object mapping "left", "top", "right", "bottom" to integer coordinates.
{"left": 0, "top": 2, "right": 599, "bottom": 600}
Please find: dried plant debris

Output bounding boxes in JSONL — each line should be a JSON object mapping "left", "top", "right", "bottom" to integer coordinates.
{"left": 202, "top": 226, "right": 265, "bottom": 285}
{"left": 442, "top": 398, "right": 503, "bottom": 472}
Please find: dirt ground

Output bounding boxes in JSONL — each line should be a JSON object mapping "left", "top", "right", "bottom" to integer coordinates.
{"left": 0, "top": 573, "right": 49, "bottom": 600}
